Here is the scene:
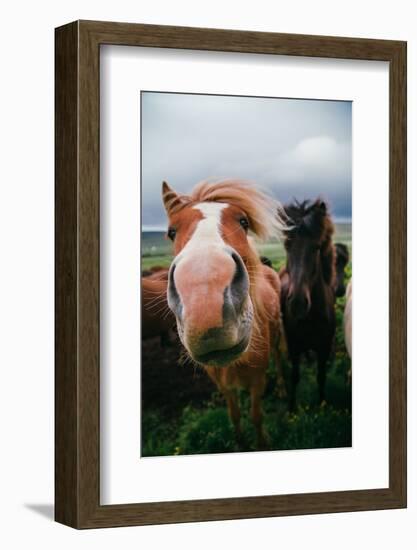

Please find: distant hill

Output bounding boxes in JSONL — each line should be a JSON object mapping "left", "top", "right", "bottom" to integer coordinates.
{"left": 142, "top": 231, "right": 171, "bottom": 256}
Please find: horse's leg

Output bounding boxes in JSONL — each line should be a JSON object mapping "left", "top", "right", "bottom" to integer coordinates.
{"left": 289, "top": 354, "right": 301, "bottom": 412}
{"left": 273, "top": 329, "right": 287, "bottom": 399}
{"left": 224, "top": 389, "right": 242, "bottom": 446}
{"left": 250, "top": 378, "right": 268, "bottom": 450}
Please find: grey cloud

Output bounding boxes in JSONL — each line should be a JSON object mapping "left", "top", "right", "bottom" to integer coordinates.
{"left": 141, "top": 92, "right": 352, "bottom": 229}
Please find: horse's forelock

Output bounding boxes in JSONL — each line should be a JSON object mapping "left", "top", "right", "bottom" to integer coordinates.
{"left": 285, "top": 199, "right": 333, "bottom": 240}
{"left": 184, "top": 179, "right": 285, "bottom": 241}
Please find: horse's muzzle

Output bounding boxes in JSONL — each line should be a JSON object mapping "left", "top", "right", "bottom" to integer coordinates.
{"left": 167, "top": 247, "right": 252, "bottom": 365}
{"left": 192, "top": 333, "right": 250, "bottom": 366}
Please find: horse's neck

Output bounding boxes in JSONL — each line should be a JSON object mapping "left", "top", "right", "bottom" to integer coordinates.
{"left": 250, "top": 263, "right": 276, "bottom": 322}
{"left": 318, "top": 240, "right": 335, "bottom": 288}
{"left": 309, "top": 244, "right": 335, "bottom": 310}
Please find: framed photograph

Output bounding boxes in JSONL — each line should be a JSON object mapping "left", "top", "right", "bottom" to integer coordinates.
{"left": 55, "top": 20, "right": 406, "bottom": 528}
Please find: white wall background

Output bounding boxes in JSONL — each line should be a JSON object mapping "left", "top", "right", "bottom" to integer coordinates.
{"left": 0, "top": 0, "right": 414, "bottom": 547}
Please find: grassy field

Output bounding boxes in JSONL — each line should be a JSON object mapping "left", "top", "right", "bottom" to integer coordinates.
{"left": 141, "top": 224, "right": 352, "bottom": 456}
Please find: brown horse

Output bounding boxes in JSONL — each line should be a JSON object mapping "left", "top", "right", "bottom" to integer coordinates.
{"left": 162, "top": 179, "right": 285, "bottom": 448}
{"left": 280, "top": 199, "right": 336, "bottom": 411}
{"left": 142, "top": 265, "right": 168, "bottom": 277}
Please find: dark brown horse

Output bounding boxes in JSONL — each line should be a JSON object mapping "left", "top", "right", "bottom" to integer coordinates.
{"left": 334, "top": 242, "right": 350, "bottom": 297}
{"left": 280, "top": 199, "right": 336, "bottom": 411}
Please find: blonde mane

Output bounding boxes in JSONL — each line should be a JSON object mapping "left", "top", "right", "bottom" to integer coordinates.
{"left": 169, "top": 179, "right": 286, "bottom": 241}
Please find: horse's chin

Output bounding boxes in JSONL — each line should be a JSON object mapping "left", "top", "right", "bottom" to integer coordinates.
{"left": 176, "top": 298, "right": 253, "bottom": 367}
{"left": 190, "top": 333, "right": 250, "bottom": 367}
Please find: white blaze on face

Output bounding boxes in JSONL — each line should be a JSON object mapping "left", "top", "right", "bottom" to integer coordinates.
{"left": 171, "top": 201, "right": 233, "bottom": 330}
{"left": 177, "top": 202, "right": 229, "bottom": 261}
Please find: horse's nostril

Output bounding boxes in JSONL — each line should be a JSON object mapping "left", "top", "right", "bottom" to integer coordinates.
{"left": 231, "top": 252, "right": 245, "bottom": 285}
{"left": 231, "top": 253, "right": 249, "bottom": 291}
{"left": 168, "top": 263, "right": 176, "bottom": 292}
{"left": 229, "top": 251, "right": 249, "bottom": 314}
{"left": 167, "top": 263, "right": 182, "bottom": 317}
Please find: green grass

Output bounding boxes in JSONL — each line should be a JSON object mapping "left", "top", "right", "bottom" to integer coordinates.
{"left": 141, "top": 224, "right": 352, "bottom": 457}
{"left": 141, "top": 290, "right": 352, "bottom": 457}
{"left": 141, "top": 232, "right": 172, "bottom": 270}
{"left": 142, "top": 342, "right": 352, "bottom": 457}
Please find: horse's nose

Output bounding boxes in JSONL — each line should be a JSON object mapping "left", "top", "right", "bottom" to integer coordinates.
{"left": 288, "top": 290, "right": 311, "bottom": 321}
{"left": 167, "top": 249, "right": 249, "bottom": 323}
{"left": 167, "top": 248, "right": 252, "bottom": 364}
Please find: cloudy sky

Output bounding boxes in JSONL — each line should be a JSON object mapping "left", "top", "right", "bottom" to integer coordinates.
{"left": 141, "top": 92, "right": 352, "bottom": 230}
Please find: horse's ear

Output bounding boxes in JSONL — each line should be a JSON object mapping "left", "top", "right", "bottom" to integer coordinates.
{"left": 318, "top": 200, "right": 327, "bottom": 213}
{"left": 162, "top": 181, "right": 181, "bottom": 214}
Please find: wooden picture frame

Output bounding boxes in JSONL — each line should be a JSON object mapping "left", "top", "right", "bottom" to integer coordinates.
{"left": 55, "top": 20, "right": 407, "bottom": 529}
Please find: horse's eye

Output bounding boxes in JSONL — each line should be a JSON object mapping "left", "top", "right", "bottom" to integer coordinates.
{"left": 167, "top": 227, "right": 176, "bottom": 241}
{"left": 239, "top": 217, "right": 249, "bottom": 231}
